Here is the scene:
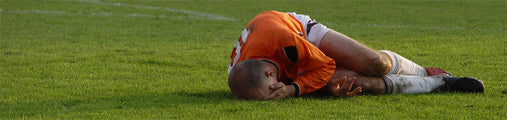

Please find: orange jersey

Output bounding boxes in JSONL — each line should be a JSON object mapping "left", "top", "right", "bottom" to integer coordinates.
{"left": 228, "top": 11, "right": 336, "bottom": 95}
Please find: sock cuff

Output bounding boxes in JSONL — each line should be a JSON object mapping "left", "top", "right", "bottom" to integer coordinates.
{"left": 379, "top": 50, "right": 399, "bottom": 74}
{"left": 383, "top": 74, "right": 395, "bottom": 94}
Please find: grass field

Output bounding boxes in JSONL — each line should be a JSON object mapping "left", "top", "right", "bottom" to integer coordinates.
{"left": 1, "top": 0, "right": 505, "bottom": 119}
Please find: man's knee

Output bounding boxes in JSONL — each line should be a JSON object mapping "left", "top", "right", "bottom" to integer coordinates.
{"left": 362, "top": 53, "right": 392, "bottom": 77}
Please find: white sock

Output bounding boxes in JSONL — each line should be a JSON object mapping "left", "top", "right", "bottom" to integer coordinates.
{"left": 383, "top": 74, "right": 445, "bottom": 94}
{"left": 380, "top": 50, "right": 428, "bottom": 76}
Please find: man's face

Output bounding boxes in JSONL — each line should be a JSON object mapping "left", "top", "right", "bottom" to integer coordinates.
{"left": 246, "top": 77, "right": 278, "bottom": 100}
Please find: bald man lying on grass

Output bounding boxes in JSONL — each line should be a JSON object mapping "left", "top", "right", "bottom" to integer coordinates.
{"left": 227, "top": 11, "right": 484, "bottom": 100}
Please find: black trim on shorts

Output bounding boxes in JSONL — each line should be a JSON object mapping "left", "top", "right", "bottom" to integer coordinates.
{"left": 306, "top": 20, "right": 318, "bottom": 35}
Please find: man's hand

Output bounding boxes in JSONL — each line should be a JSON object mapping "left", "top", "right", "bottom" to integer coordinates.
{"left": 328, "top": 76, "right": 362, "bottom": 97}
{"left": 264, "top": 82, "right": 296, "bottom": 100}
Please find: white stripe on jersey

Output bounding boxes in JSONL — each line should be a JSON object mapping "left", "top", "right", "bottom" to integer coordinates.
{"left": 228, "top": 28, "right": 252, "bottom": 75}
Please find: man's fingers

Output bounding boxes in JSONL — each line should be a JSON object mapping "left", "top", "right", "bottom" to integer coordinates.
{"left": 266, "top": 89, "right": 286, "bottom": 100}
{"left": 265, "top": 83, "right": 287, "bottom": 100}
{"left": 346, "top": 87, "right": 362, "bottom": 97}
{"left": 352, "top": 87, "right": 362, "bottom": 93}
{"left": 344, "top": 77, "right": 356, "bottom": 90}
{"left": 334, "top": 77, "right": 362, "bottom": 97}
{"left": 264, "top": 91, "right": 280, "bottom": 100}
{"left": 264, "top": 92, "right": 280, "bottom": 100}
{"left": 272, "top": 93, "right": 284, "bottom": 100}
{"left": 338, "top": 77, "right": 355, "bottom": 95}
{"left": 334, "top": 76, "right": 348, "bottom": 90}
{"left": 329, "top": 77, "right": 344, "bottom": 96}
{"left": 336, "top": 76, "right": 347, "bottom": 85}
{"left": 270, "top": 82, "right": 285, "bottom": 90}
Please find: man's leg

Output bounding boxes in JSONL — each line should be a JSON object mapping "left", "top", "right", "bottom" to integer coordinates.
{"left": 379, "top": 50, "right": 428, "bottom": 76}
{"left": 327, "top": 68, "right": 440, "bottom": 95}
{"left": 291, "top": 12, "right": 429, "bottom": 77}
{"left": 352, "top": 76, "right": 387, "bottom": 95}
{"left": 346, "top": 75, "right": 443, "bottom": 95}
{"left": 325, "top": 71, "right": 439, "bottom": 95}
{"left": 350, "top": 74, "right": 485, "bottom": 95}
{"left": 382, "top": 74, "right": 445, "bottom": 94}
{"left": 328, "top": 68, "right": 484, "bottom": 95}
{"left": 319, "top": 30, "right": 431, "bottom": 77}
{"left": 319, "top": 31, "right": 431, "bottom": 77}
{"left": 383, "top": 74, "right": 485, "bottom": 94}
{"left": 319, "top": 30, "right": 392, "bottom": 77}
{"left": 288, "top": 13, "right": 394, "bottom": 77}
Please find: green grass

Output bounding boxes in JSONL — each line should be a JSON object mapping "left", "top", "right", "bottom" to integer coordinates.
{"left": 1, "top": 0, "right": 505, "bottom": 119}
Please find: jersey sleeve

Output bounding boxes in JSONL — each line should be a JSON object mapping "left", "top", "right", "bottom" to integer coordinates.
{"left": 292, "top": 39, "right": 336, "bottom": 95}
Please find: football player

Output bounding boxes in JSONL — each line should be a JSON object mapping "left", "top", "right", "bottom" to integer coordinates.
{"left": 227, "top": 11, "right": 484, "bottom": 100}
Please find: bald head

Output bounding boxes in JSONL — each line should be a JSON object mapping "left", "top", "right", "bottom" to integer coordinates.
{"left": 227, "top": 59, "right": 275, "bottom": 100}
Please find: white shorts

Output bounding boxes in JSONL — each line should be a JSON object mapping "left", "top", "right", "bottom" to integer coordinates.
{"left": 287, "top": 12, "right": 331, "bottom": 48}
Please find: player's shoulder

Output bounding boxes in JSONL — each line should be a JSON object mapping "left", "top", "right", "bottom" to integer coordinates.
{"left": 257, "top": 10, "right": 285, "bottom": 16}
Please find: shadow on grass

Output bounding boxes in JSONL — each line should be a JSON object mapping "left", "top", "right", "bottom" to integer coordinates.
{"left": 172, "top": 89, "right": 237, "bottom": 101}
{"left": 4, "top": 88, "right": 487, "bottom": 119}
{"left": 1, "top": 90, "right": 235, "bottom": 119}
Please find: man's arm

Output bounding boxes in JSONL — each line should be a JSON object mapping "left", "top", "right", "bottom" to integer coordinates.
{"left": 319, "top": 30, "right": 392, "bottom": 77}
{"left": 264, "top": 60, "right": 335, "bottom": 100}
{"left": 264, "top": 82, "right": 296, "bottom": 100}
{"left": 265, "top": 36, "right": 337, "bottom": 99}
{"left": 266, "top": 70, "right": 363, "bottom": 99}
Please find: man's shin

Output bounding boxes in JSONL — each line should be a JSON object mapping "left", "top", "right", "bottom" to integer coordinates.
{"left": 352, "top": 77, "right": 387, "bottom": 95}
{"left": 383, "top": 74, "right": 445, "bottom": 94}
